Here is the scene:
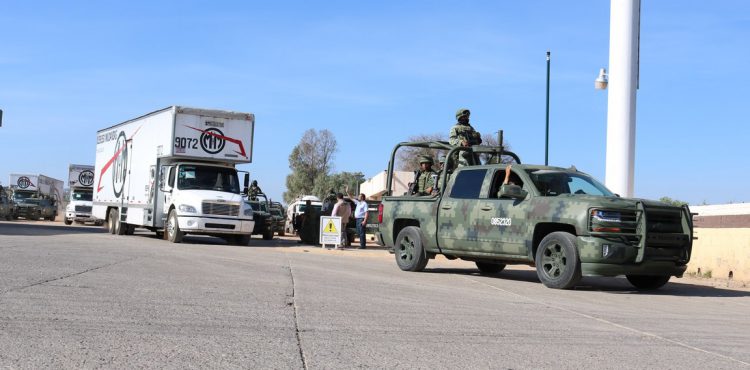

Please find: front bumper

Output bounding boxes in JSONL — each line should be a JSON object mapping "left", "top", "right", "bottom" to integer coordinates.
{"left": 66, "top": 212, "right": 97, "bottom": 222}
{"left": 577, "top": 235, "right": 689, "bottom": 277}
{"left": 177, "top": 215, "right": 254, "bottom": 235}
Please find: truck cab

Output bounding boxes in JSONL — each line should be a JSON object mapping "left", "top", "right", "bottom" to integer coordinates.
{"left": 65, "top": 187, "right": 96, "bottom": 225}
{"left": 157, "top": 162, "right": 254, "bottom": 244}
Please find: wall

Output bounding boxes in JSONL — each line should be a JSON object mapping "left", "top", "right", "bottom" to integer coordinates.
{"left": 687, "top": 203, "right": 750, "bottom": 283}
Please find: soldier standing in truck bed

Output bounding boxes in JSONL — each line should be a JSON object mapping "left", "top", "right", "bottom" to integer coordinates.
{"left": 449, "top": 108, "right": 482, "bottom": 166}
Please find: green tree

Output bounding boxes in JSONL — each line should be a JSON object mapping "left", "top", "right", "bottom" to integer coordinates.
{"left": 312, "top": 171, "right": 365, "bottom": 199}
{"left": 658, "top": 196, "right": 688, "bottom": 206}
{"left": 284, "top": 129, "right": 338, "bottom": 203}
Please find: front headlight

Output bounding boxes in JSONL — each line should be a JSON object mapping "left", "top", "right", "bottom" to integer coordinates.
{"left": 243, "top": 207, "right": 254, "bottom": 217}
{"left": 591, "top": 210, "right": 621, "bottom": 223}
{"left": 590, "top": 209, "right": 622, "bottom": 232}
{"left": 178, "top": 204, "right": 197, "bottom": 213}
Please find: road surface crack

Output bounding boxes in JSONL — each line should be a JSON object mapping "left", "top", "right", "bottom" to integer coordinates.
{"left": 1, "top": 258, "right": 137, "bottom": 295}
{"left": 285, "top": 254, "right": 308, "bottom": 370}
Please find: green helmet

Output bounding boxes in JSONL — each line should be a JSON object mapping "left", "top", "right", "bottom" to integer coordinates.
{"left": 455, "top": 108, "right": 470, "bottom": 119}
{"left": 419, "top": 155, "right": 434, "bottom": 165}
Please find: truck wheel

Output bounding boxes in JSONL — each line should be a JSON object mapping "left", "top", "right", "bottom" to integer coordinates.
{"left": 107, "top": 209, "right": 117, "bottom": 234}
{"left": 394, "top": 226, "right": 429, "bottom": 272}
{"left": 49, "top": 215, "right": 56, "bottom": 222}
{"left": 476, "top": 262, "right": 506, "bottom": 275}
{"left": 262, "top": 229, "right": 274, "bottom": 240}
{"left": 64, "top": 218, "right": 73, "bottom": 225}
{"left": 235, "top": 234, "right": 251, "bottom": 246}
{"left": 278, "top": 229, "right": 285, "bottom": 236}
{"left": 115, "top": 212, "right": 127, "bottom": 235}
{"left": 166, "top": 210, "right": 183, "bottom": 243}
{"left": 626, "top": 275, "right": 671, "bottom": 290}
{"left": 535, "top": 232, "right": 581, "bottom": 289}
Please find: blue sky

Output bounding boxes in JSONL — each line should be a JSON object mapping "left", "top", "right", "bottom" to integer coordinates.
{"left": 1, "top": 1, "right": 748, "bottom": 205}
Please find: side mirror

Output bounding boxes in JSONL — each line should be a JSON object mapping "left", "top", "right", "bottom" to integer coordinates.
{"left": 498, "top": 184, "right": 528, "bottom": 200}
{"left": 243, "top": 173, "right": 250, "bottom": 188}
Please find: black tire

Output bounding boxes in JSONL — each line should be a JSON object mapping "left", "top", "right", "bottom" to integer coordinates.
{"left": 64, "top": 218, "right": 73, "bottom": 225}
{"left": 49, "top": 215, "right": 56, "bottom": 222}
{"left": 394, "top": 226, "right": 429, "bottom": 272}
{"left": 535, "top": 231, "right": 582, "bottom": 289}
{"left": 235, "top": 234, "right": 251, "bottom": 246}
{"left": 115, "top": 210, "right": 127, "bottom": 235}
{"left": 626, "top": 275, "right": 671, "bottom": 290}
{"left": 278, "top": 229, "right": 285, "bottom": 236}
{"left": 107, "top": 208, "right": 117, "bottom": 234}
{"left": 166, "top": 209, "right": 183, "bottom": 243}
{"left": 476, "top": 261, "right": 506, "bottom": 275}
{"left": 262, "top": 228, "right": 274, "bottom": 240}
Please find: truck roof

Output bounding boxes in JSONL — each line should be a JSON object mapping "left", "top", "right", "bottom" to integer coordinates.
{"left": 97, "top": 106, "right": 255, "bottom": 132}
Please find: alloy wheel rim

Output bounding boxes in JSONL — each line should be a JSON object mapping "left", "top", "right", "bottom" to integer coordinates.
{"left": 398, "top": 235, "right": 415, "bottom": 263}
{"left": 541, "top": 243, "right": 567, "bottom": 279}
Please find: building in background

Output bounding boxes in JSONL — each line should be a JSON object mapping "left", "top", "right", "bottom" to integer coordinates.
{"left": 360, "top": 171, "right": 411, "bottom": 200}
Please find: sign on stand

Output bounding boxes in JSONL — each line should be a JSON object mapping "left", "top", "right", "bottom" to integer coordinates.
{"left": 319, "top": 216, "right": 342, "bottom": 249}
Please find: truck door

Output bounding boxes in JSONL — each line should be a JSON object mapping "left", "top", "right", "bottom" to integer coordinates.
{"left": 475, "top": 168, "right": 531, "bottom": 256}
{"left": 437, "top": 168, "right": 488, "bottom": 253}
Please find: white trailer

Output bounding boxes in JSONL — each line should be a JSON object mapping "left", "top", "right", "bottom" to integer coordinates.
{"left": 92, "top": 106, "right": 256, "bottom": 244}
{"left": 65, "top": 164, "right": 98, "bottom": 225}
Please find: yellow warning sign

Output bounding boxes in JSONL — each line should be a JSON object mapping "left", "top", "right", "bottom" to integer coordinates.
{"left": 324, "top": 220, "right": 338, "bottom": 233}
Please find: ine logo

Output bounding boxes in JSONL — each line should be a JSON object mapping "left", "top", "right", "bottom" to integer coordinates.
{"left": 112, "top": 132, "right": 129, "bottom": 197}
{"left": 17, "top": 176, "right": 33, "bottom": 189}
{"left": 79, "top": 170, "right": 95, "bottom": 187}
{"left": 200, "top": 128, "right": 226, "bottom": 154}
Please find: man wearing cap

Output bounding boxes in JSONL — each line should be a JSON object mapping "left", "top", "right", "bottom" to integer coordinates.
{"left": 450, "top": 108, "right": 482, "bottom": 166}
{"left": 412, "top": 155, "right": 438, "bottom": 196}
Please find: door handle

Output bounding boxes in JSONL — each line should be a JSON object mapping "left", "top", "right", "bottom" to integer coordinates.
{"left": 480, "top": 205, "right": 493, "bottom": 211}
{"left": 441, "top": 205, "right": 452, "bottom": 210}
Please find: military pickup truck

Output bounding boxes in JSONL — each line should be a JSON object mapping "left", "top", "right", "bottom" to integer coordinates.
{"left": 245, "top": 193, "right": 275, "bottom": 240}
{"left": 376, "top": 141, "right": 693, "bottom": 290}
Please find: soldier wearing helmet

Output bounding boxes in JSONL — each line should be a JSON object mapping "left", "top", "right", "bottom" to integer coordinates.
{"left": 450, "top": 108, "right": 482, "bottom": 166}
{"left": 450, "top": 108, "right": 482, "bottom": 147}
{"left": 410, "top": 155, "right": 438, "bottom": 196}
{"left": 248, "top": 180, "right": 263, "bottom": 200}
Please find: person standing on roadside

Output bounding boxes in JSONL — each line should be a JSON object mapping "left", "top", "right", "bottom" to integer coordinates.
{"left": 346, "top": 186, "right": 369, "bottom": 249}
{"left": 330, "top": 192, "right": 352, "bottom": 247}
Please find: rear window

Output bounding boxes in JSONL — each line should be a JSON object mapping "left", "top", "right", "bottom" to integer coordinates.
{"left": 449, "top": 169, "right": 487, "bottom": 199}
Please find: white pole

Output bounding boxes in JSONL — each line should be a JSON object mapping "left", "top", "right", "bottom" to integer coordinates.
{"left": 605, "top": 0, "right": 640, "bottom": 197}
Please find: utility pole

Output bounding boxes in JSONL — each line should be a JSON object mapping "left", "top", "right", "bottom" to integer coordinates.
{"left": 605, "top": 0, "right": 640, "bottom": 197}
{"left": 545, "top": 51, "right": 551, "bottom": 166}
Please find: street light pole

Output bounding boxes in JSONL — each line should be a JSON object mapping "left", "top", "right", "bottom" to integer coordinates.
{"left": 545, "top": 50, "right": 551, "bottom": 166}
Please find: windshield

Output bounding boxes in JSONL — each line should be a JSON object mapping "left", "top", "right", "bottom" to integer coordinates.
{"left": 526, "top": 169, "right": 614, "bottom": 197}
{"left": 72, "top": 190, "right": 93, "bottom": 201}
{"left": 298, "top": 204, "right": 322, "bottom": 213}
{"left": 13, "top": 191, "right": 34, "bottom": 202}
{"left": 177, "top": 165, "right": 240, "bottom": 193}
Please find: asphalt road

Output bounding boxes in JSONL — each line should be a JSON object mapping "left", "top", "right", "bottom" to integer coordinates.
{"left": 1, "top": 220, "right": 749, "bottom": 369}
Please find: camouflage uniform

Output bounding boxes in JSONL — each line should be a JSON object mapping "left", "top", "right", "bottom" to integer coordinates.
{"left": 248, "top": 180, "right": 262, "bottom": 200}
{"left": 449, "top": 108, "right": 482, "bottom": 167}
{"left": 414, "top": 155, "right": 437, "bottom": 196}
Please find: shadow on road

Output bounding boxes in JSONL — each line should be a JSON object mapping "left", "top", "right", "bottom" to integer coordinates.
{"left": 0, "top": 221, "right": 105, "bottom": 236}
{"left": 423, "top": 267, "right": 750, "bottom": 298}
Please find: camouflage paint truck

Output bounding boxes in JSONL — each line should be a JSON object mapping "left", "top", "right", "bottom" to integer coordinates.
{"left": 376, "top": 141, "right": 694, "bottom": 290}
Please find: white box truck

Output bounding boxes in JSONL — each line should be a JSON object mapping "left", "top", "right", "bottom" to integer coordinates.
{"left": 65, "top": 164, "right": 99, "bottom": 225}
{"left": 92, "top": 106, "right": 255, "bottom": 244}
{"left": 8, "top": 174, "right": 64, "bottom": 221}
